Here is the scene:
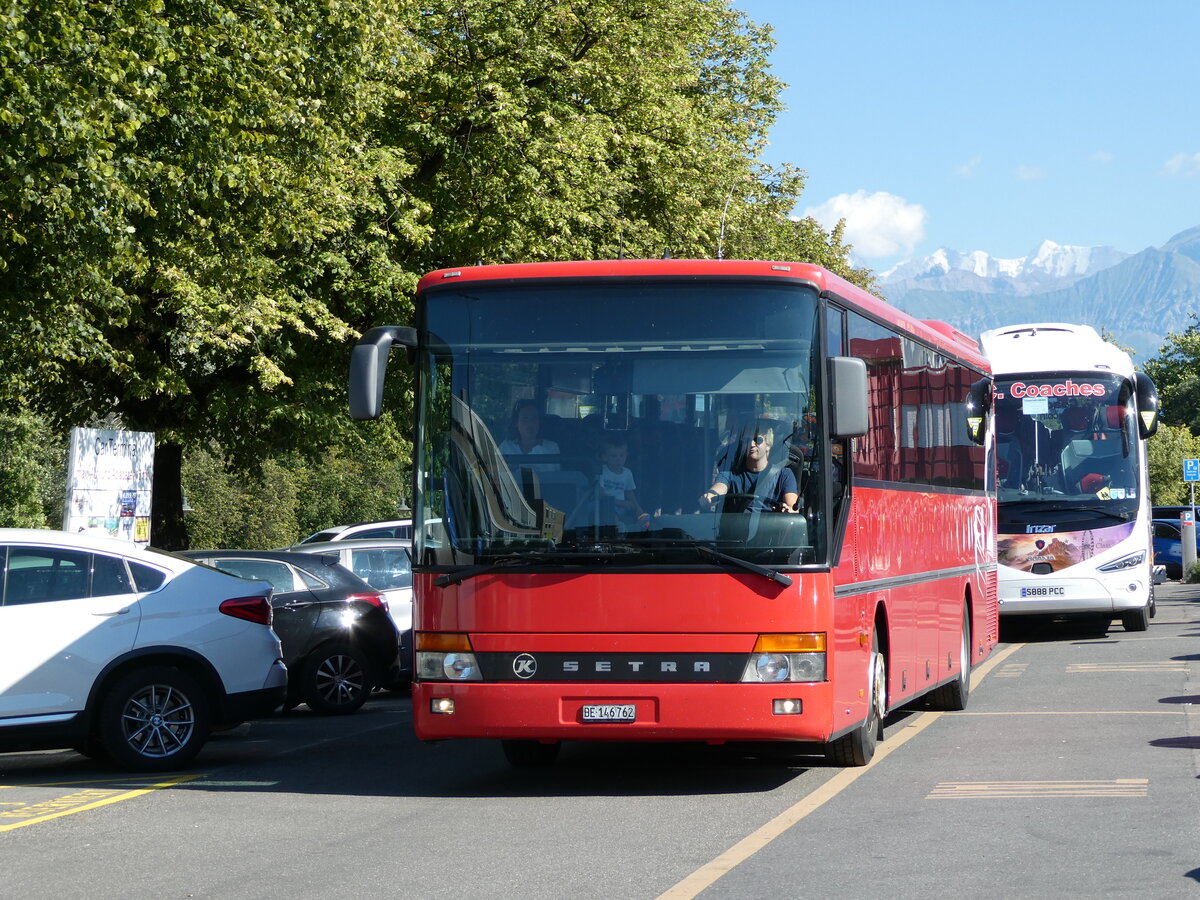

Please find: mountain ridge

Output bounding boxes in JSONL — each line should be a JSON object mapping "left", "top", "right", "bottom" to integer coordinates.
{"left": 881, "top": 227, "right": 1200, "bottom": 361}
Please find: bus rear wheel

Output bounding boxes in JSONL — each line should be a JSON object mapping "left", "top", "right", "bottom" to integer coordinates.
{"left": 826, "top": 632, "right": 885, "bottom": 767}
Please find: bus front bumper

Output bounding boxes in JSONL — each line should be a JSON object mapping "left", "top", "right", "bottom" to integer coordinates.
{"left": 412, "top": 681, "right": 840, "bottom": 743}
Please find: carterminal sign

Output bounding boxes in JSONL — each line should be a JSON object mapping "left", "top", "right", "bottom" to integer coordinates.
{"left": 1184, "top": 458, "right": 1200, "bottom": 483}
{"left": 63, "top": 427, "right": 155, "bottom": 546}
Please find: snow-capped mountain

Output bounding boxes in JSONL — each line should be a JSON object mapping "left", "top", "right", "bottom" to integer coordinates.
{"left": 880, "top": 240, "right": 1131, "bottom": 296}
{"left": 881, "top": 227, "right": 1200, "bottom": 362}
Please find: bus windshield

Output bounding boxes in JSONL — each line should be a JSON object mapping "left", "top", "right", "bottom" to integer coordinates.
{"left": 994, "top": 372, "right": 1139, "bottom": 520}
{"left": 415, "top": 280, "right": 828, "bottom": 568}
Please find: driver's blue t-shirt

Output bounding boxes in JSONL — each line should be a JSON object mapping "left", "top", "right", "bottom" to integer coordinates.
{"left": 716, "top": 466, "right": 798, "bottom": 512}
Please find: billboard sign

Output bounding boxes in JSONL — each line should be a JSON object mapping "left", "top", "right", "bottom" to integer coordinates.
{"left": 62, "top": 428, "right": 155, "bottom": 545}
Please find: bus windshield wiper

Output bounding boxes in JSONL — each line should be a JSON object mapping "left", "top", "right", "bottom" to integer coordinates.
{"left": 690, "top": 544, "right": 793, "bottom": 587}
{"left": 1071, "top": 505, "right": 1131, "bottom": 523}
{"left": 433, "top": 550, "right": 638, "bottom": 587}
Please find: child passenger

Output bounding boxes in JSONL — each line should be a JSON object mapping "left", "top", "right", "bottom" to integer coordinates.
{"left": 598, "top": 435, "right": 645, "bottom": 524}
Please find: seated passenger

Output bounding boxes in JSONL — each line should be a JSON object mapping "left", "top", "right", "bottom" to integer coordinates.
{"left": 597, "top": 434, "right": 645, "bottom": 525}
{"left": 499, "top": 399, "right": 560, "bottom": 473}
{"left": 700, "top": 419, "right": 798, "bottom": 513}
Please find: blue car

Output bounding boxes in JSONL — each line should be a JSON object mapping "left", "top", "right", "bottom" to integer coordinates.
{"left": 1152, "top": 518, "right": 1197, "bottom": 580}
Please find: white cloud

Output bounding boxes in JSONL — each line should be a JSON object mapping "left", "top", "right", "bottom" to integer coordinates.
{"left": 1015, "top": 165, "right": 1047, "bottom": 181}
{"left": 1162, "top": 152, "right": 1200, "bottom": 177}
{"left": 1090, "top": 151, "right": 1113, "bottom": 163}
{"left": 802, "top": 190, "right": 926, "bottom": 260}
{"left": 955, "top": 156, "right": 982, "bottom": 178}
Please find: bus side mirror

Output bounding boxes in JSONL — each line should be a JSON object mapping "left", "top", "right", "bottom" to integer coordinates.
{"left": 349, "top": 325, "right": 417, "bottom": 420}
{"left": 1134, "top": 371, "right": 1159, "bottom": 438}
{"left": 829, "top": 356, "right": 868, "bottom": 437}
{"left": 965, "top": 377, "right": 993, "bottom": 446}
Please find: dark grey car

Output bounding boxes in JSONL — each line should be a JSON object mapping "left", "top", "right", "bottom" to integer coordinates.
{"left": 183, "top": 550, "right": 399, "bottom": 715}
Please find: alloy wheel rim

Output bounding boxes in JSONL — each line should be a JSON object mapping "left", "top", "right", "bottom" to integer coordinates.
{"left": 122, "top": 685, "right": 195, "bottom": 759}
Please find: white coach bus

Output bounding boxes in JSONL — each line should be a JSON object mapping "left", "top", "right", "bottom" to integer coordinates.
{"left": 979, "top": 323, "right": 1160, "bottom": 630}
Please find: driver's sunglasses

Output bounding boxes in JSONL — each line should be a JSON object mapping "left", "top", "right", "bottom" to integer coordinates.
{"left": 749, "top": 434, "right": 768, "bottom": 445}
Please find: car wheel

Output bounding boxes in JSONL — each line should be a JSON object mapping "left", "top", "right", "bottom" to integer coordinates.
{"left": 302, "top": 644, "right": 373, "bottom": 715}
{"left": 98, "top": 666, "right": 210, "bottom": 771}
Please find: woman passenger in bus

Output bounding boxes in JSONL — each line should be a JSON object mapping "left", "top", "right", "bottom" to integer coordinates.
{"left": 499, "top": 399, "right": 561, "bottom": 473}
{"left": 700, "top": 419, "right": 798, "bottom": 514}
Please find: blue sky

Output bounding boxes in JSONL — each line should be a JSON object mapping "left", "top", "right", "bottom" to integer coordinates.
{"left": 733, "top": 0, "right": 1200, "bottom": 274}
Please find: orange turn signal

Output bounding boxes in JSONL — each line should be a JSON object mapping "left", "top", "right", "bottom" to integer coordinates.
{"left": 416, "top": 632, "right": 473, "bottom": 652}
{"left": 753, "top": 633, "right": 826, "bottom": 652}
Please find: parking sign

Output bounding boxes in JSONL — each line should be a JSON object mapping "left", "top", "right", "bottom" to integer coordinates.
{"left": 1185, "top": 459, "right": 1200, "bottom": 482}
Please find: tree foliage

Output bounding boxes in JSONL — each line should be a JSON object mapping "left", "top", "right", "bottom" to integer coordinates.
{"left": 1143, "top": 317, "right": 1200, "bottom": 433}
{"left": 1146, "top": 423, "right": 1200, "bottom": 506}
{"left": 1, "top": 1, "right": 867, "bottom": 544}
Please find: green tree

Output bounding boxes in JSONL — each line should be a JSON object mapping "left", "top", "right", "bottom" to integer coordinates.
{"left": 2, "top": 1, "right": 867, "bottom": 548}
{"left": 388, "top": 1, "right": 865, "bottom": 283}
{"left": 1, "top": 0, "right": 426, "bottom": 546}
{"left": 0, "top": 410, "right": 50, "bottom": 527}
{"left": 1145, "top": 423, "right": 1200, "bottom": 507}
{"left": 1143, "top": 318, "right": 1200, "bottom": 433}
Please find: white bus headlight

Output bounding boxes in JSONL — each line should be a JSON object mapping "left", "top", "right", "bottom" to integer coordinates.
{"left": 740, "top": 634, "right": 827, "bottom": 683}
{"left": 415, "top": 633, "right": 483, "bottom": 681}
{"left": 1098, "top": 552, "right": 1145, "bottom": 573}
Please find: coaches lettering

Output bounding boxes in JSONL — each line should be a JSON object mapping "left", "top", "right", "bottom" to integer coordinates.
{"left": 1007, "top": 380, "right": 1106, "bottom": 399}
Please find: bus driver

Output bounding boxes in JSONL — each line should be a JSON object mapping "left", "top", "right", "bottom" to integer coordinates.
{"left": 700, "top": 419, "right": 798, "bottom": 513}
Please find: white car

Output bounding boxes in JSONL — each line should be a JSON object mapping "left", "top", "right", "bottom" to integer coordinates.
{"left": 286, "top": 539, "right": 413, "bottom": 687}
{"left": 0, "top": 529, "right": 287, "bottom": 770}
{"left": 297, "top": 519, "right": 414, "bottom": 544}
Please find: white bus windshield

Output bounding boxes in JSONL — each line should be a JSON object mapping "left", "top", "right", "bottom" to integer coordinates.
{"left": 994, "top": 372, "right": 1139, "bottom": 519}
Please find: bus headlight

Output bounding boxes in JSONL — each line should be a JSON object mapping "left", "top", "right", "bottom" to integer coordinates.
{"left": 415, "top": 632, "right": 483, "bottom": 681}
{"left": 1098, "top": 552, "right": 1145, "bottom": 573}
{"left": 740, "top": 634, "right": 827, "bottom": 683}
{"left": 741, "top": 652, "right": 827, "bottom": 683}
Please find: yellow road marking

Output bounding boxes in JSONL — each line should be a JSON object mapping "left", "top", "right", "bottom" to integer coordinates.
{"left": 951, "top": 710, "right": 1185, "bottom": 715}
{"left": 656, "top": 642, "right": 1026, "bottom": 899}
{"left": 928, "top": 779, "right": 1148, "bottom": 799}
{"left": 1067, "top": 661, "right": 1190, "bottom": 673}
{"left": 0, "top": 774, "right": 202, "bottom": 832}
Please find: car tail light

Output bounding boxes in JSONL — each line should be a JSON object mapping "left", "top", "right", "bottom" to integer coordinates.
{"left": 346, "top": 592, "right": 389, "bottom": 613}
{"left": 220, "top": 596, "right": 273, "bottom": 626}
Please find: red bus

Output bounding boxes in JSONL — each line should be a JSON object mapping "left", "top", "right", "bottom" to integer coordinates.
{"left": 350, "top": 260, "right": 997, "bottom": 766}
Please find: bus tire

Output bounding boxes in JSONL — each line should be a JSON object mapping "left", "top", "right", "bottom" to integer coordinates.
{"left": 501, "top": 739, "right": 561, "bottom": 767}
{"left": 1121, "top": 604, "right": 1150, "bottom": 632}
{"left": 826, "top": 632, "right": 885, "bottom": 767}
{"left": 926, "top": 605, "right": 971, "bottom": 711}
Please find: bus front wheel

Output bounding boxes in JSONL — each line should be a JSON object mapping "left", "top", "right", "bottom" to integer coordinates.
{"left": 826, "top": 632, "right": 885, "bottom": 767}
{"left": 1121, "top": 603, "right": 1150, "bottom": 632}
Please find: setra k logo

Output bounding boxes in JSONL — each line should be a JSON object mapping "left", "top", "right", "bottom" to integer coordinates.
{"left": 512, "top": 653, "right": 538, "bottom": 679}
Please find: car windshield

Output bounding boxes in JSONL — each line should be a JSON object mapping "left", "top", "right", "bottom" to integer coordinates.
{"left": 414, "top": 280, "right": 826, "bottom": 568}
{"left": 994, "top": 372, "right": 1139, "bottom": 523}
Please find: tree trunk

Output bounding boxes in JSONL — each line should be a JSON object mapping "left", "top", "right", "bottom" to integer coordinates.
{"left": 152, "top": 441, "right": 189, "bottom": 550}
